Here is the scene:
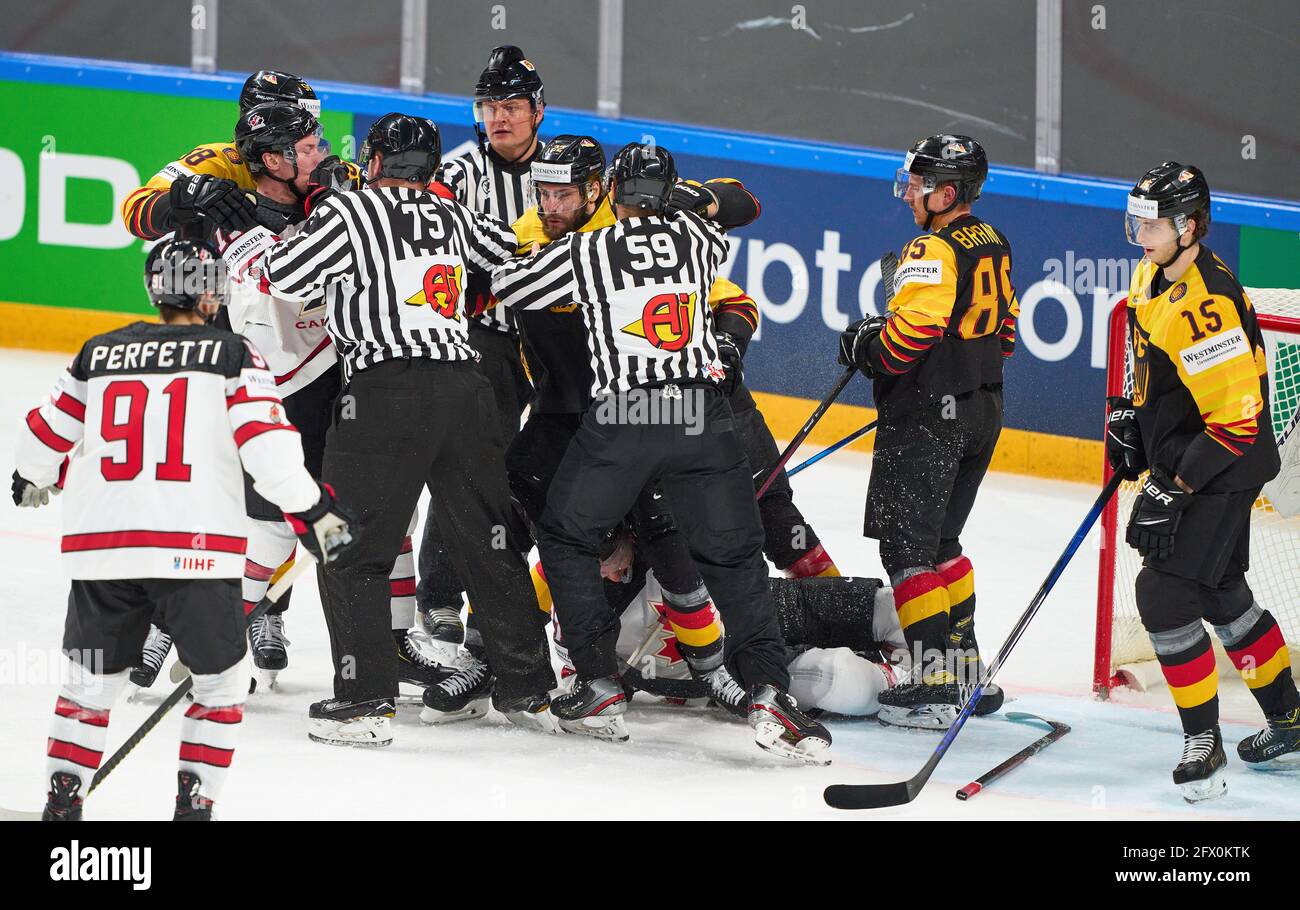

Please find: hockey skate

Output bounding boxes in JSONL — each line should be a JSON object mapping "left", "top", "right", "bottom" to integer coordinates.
{"left": 495, "top": 691, "right": 562, "bottom": 735}
{"left": 308, "top": 697, "right": 395, "bottom": 748}
{"left": 419, "top": 654, "right": 493, "bottom": 724}
{"left": 877, "top": 670, "right": 968, "bottom": 731}
{"left": 174, "top": 771, "right": 214, "bottom": 821}
{"left": 747, "top": 684, "right": 831, "bottom": 765}
{"left": 550, "top": 674, "right": 630, "bottom": 742}
{"left": 394, "top": 628, "right": 454, "bottom": 692}
{"left": 128, "top": 625, "right": 173, "bottom": 693}
{"left": 1173, "top": 726, "right": 1228, "bottom": 803}
{"left": 1237, "top": 707, "right": 1300, "bottom": 767}
{"left": 701, "top": 665, "right": 747, "bottom": 719}
{"left": 42, "top": 771, "right": 84, "bottom": 821}
{"left": 409, "top": 606, "right": 464, "bottom": 668}
{"left": 248, "top": 613, "right": 289, "bottom": 693}
{"left": 949, "top": 616, "right": 1003, "bottom": 717}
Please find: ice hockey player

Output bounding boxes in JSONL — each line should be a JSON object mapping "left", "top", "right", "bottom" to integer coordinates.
{"left": 120, "top": 70, "right": 353, "bottom": 242}
{"left": 1108, "top": 161, "right": 1299, "bottom": 800}
{"left": 261, "top": 113, "right": 557, "bottom": 747}
{"left": 12, "top": 239, "right": 353, "bottom": 820}
{"left": 837, "top": 134, "right": 1015, "bottom": 730}
{"left": 414, "top": 45, "right": 546, "bottom": 669}
{"left": 535, "top": 532, "right": 905, "bottom": 717}
{"left": 492, "top": 142, "right": 830, "bottom": 763}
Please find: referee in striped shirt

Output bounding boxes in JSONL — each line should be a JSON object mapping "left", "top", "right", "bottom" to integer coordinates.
{"left": 263, "top": 113, "right": 556, "bottom": 743}
{"left": 492, "top": 143, "right": 831, "bottom": 760}
{"left": 417, "top": 44, "right": 545, "bottom": 663}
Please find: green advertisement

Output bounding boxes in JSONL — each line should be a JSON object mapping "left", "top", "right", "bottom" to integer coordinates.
{"left": 0, "top": 80, "right": 352, "bottom": 315}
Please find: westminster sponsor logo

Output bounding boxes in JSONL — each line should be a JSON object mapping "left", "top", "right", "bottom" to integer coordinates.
{"left": 49, "top": 840, "right": 151, "bottom": 890}
{"left": 1178, "top": 328, "right": 1249, "bottom": 375}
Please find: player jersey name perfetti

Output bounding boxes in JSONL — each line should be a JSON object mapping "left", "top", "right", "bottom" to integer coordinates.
{"left": 88, "top": 338, "right": 225, "bottom": 374}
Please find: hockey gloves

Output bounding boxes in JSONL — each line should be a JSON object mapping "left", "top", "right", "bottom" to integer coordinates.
{"left": 286, "top": 482, "right": 356, "bottom": 565}
{"left": 715, "top": 331, "right": 744, "bottom": 396}
{"left": 1105, "top": 396, "right": 1147, "bottom": 481}
{"left": 838, "top": 316, "right": 887, "bottom": 378}
{"left": 11, "top": 470, "right": 59, "bottom": 508}
{"left": 1126, "top": 469, "right": 1191, "bottom": 559}
{"left": 665, "top": 181, "right": 716, "bottom": 217}
{"left": 172, "top": 174, "right": 259, "bottom": 234}
{"left": 304, "top": 155, "right": 361, "bottom": 218}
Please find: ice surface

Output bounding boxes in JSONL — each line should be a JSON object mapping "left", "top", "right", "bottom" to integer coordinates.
{"left": 2, "top": 349, "right": 1295, "bottom": 819}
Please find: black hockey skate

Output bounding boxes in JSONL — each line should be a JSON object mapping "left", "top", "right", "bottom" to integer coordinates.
{"left": 419, "top": 654, "right": 493, "bottom": 725}
{"left": 248, "top": 613, "right": 288, "bottom": 693}
{"left": 129, "top": 625, "right": 172, "bottom": 689}
{"left": 42, "top": 771, "right": 84, "bottom": 821}
{"left": 701, "top": 665, "right": 747, "bottom": 719}
{"left": 949, "top": 615, "right": 1003, "bottom": 717}
{"left": 748, "top": 684, "right": 831, "bottom": 765}
{"left": 494, "top": 690, "right": 561, "bottom": 735}
{"left": 308, "top": 696, "right": 395, "bottom": 748}
{"left": 174, "top": 771, "right": 213, "bottom": 821}
{"left": 1173, "top": 726, "right": 1228, "bottom": 803}
{"left": 877, "top": 671, "right": 968, "bottom": 731}
{"left": 408, "top": 606, "right": 464, "bottom": 669}
{"left": 394, "top": 628, "right": 453, "bottom": 690}
{"left": 550, "top": 674, "right": 629, "bottom": 742}
{"left": 1237, "top": 707, "right": 1300, "bottom": 767}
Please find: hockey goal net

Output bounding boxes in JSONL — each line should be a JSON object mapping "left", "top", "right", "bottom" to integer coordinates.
{"left": 1094, "top": 288, "right": 1300, "bottom": 698}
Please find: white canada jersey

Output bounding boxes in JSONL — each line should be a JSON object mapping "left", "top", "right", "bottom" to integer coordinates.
{"left": 15, "top": 322, "right": 320, "bottom": 580}
{"left": 221, "top": 223, "right": 337, "bottom": 397}
{"left": 491, "top": 211, "right": 730, "bottom": 396}
{"left": 438, "top": 144, "right": 538, "bottom": 334}
{"left": 263, "top": 186, "right": 518, "bottom": 379}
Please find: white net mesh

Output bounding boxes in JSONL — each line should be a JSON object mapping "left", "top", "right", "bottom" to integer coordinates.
{"left": 1108, "top": 287, "right": 1300, "bottom": 675}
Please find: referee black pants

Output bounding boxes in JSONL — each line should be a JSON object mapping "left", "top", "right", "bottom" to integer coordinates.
{"left": 537, "top": 385, "right": 789, "bottom": 690}
{"left": 318, "top": 358, "right": 553, "bottom": 704}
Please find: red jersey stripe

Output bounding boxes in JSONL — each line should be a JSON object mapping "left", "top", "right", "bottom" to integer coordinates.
{"left": 62, "top": 530, "right": 247, "bottom": 554}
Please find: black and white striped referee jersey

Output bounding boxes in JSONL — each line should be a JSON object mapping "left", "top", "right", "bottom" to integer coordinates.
{"left": 438, "top": 144, "right": 540, "bottom": 334}
{"left": 263, "top": 185, "right": 518, "bottom": 379}
{"left": 491, "top": 211, "right": 733, "bottom": 397}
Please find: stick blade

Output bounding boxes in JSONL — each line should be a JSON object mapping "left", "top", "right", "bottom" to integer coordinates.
{"left": 823, "top": 780, "right": 916, "bottom": 810}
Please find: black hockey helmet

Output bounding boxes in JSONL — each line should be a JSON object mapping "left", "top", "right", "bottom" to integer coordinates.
{"left": 607, "top": 142, "right": 677, "bottom": 215}
{"left": 474, "top": 45, "right": 544, "bottom": 107}
{"left": 239, "top": 70, "right": 320, "bottom": 117}
{"left": 144, "top": 238, "right": 229, "bottom": 311}
{"left": 894, "top": 134, "right": 988, "bottom": 206}
{"left": 360, "top": 113, "right": 441, "bottom": 184}
{"left": 532, "top": 135, "right": 605, "bottom": 212}
{"left": 1125, "top": 161, "right": 1211, "bottom": 248}
{"left": 235, "top": 101, "right": 322, "bottom": 178}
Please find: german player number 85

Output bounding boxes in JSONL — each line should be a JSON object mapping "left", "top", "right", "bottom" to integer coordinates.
{"left": 957, "top": 254, "right": 1014, "bottom": 340}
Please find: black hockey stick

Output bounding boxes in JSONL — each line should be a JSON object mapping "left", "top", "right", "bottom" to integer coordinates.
{"left": 755, "top": 366, "right": 857, "bottom": 499}
{"left": 824, "top": 472, "right": 1123, "bottom": 810}
{"left": 954, "top": 712, "right": 1071, "bottom": 801}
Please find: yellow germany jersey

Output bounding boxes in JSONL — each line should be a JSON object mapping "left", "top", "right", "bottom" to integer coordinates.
{"left": 1126, "top": 245, "right": 1279, "bottom": 492}
{"left": 511, "top": 191, "right": 760, "bottom": 413}
{"left": 121, "top": 142, "right": 363, "bottom": 241}
{"left": 869, "top": 213, "right": 1018, "bottom": 416}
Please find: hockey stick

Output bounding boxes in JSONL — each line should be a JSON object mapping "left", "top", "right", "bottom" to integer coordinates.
{"left": 824, "top": 472, "right": 1124, "bottom": 810}
{"left": 785, "top": 420, "right": 878, "bottom": 480}
{"left": 87, "top": 557, "right": 313, "bottom": 798}
{"left": 954, "top": 712, "right": 1071, "bottom": 801}
{"left": 755, "top": 367, "right": 857, "bottom": 499}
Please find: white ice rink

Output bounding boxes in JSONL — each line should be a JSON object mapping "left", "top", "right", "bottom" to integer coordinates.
{"left": 2, "top": 347, "right": 1296, "bottom": 820}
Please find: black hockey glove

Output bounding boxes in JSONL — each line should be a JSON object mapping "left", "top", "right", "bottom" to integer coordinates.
{"left": 665, "top": 181, "right": 716, "bottom": 216}
{"left": 1105, "top": 396, "right": 1147, "bottom": 481}
{"left": 173, "top": 174, "right": 258, "bottom": 234}
{"left": 1125, "top": 469, "right": 1192, "bottom": 559}
{"left": 715, "top": 331, "right": 744, "bottom": 396}
{"left": 11, "top": 470, "right": 58, "bottom": 508}
{"left": 286, "top": 482, "right": 355, "bottom": 565}
{"left": 838, "top": 316, "right": 887, "bottom": 377}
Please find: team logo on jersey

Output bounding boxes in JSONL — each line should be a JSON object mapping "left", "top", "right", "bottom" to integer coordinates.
{"left": 1130, "top": 324, "right": 1150, "bottom": 406}
{"left": 621, "top": 292, "right": 696, "bottom": 352}
{"left": 223, "top": 147, "right": 242, "bottom": 165}
{"left": 268, "top": 404, "right": 283, "bottom": 424}
{"left": 1169, "top": 282, "right": 1187, "bottom": 303}
{"left": 405, "top": 263, "right": 463, "bottom": 319}
{"left": 299, "top": 297, "right": 326, "bottom": 316}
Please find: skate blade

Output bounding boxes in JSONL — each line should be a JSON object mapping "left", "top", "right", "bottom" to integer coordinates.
{"left": 557, "top": 714, "right": 627, "bottom": 742}
{"left": 753, "top": 721, "right": 831, "bottom": 765}
{"left": 307, "top": 720, "right": 393, "bottom": 749}
{"left": 249, "top": 668, "right": 279, "bottom": 694}
{"left": 419, "top": 698, "right": 490, "bottom": 725}
{"left": 1242, "top": 750, "right": 1300, "bottom": 771}
{"left": 877, "top": 704, "right": 956, "bottom": 731}
{"left": 1178, "top": 767, "right": 1228, "bottom": 803}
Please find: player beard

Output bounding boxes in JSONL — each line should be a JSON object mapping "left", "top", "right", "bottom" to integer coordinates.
{"left": 542, "top": 209, "right": 583, "bottom": 240}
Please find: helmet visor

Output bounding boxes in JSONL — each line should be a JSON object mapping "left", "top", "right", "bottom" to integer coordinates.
{"left": 535, "top": 182, "right": 588, "bottom": 216}
{"left": 474, "top": 98, "right": 534, "bottom": 126}
{"left": 893, "top": 169, "right": 939, "bottom": 200}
